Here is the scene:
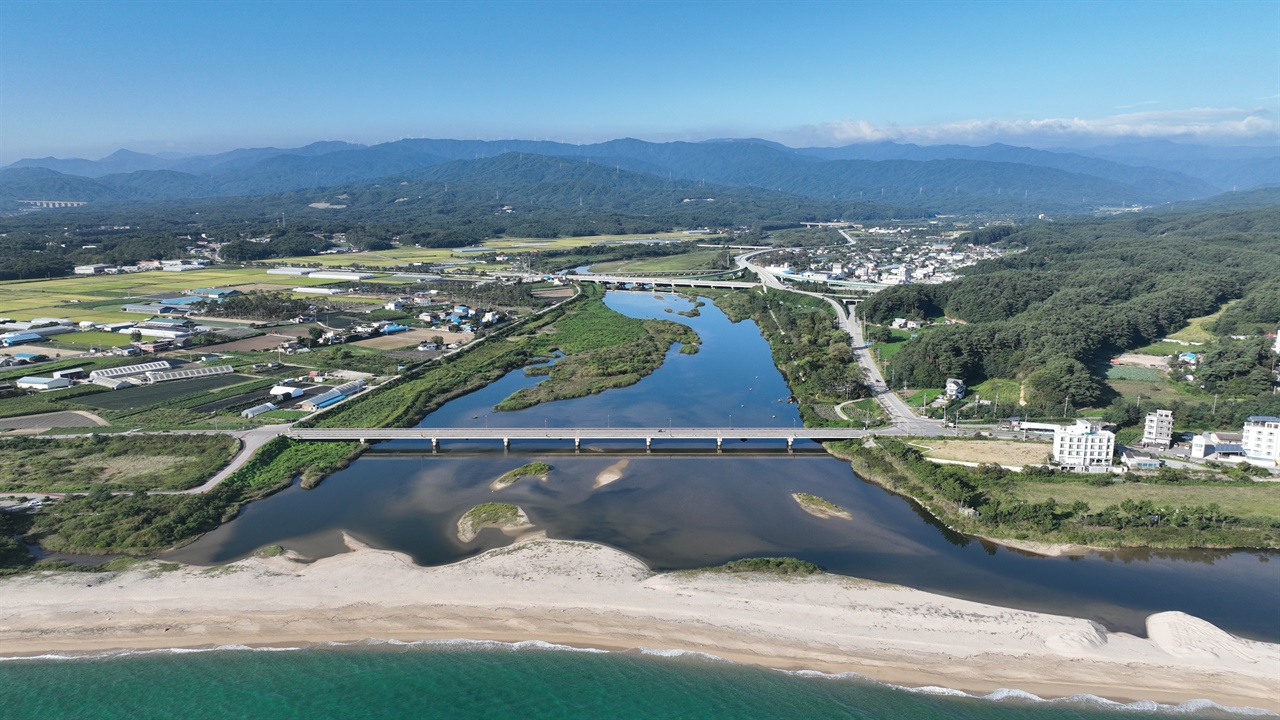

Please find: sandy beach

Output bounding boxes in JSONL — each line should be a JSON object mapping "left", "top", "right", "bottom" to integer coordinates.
{"left": 0, "top": 537, "right": 1276, "bottom": 712}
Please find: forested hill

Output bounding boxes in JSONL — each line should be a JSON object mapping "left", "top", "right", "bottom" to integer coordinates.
{"left": 3, "top": 135, "right": 1255, "bottom": 215}
{"left": 859, "top": 208, "right": 1280, "bottom": 409}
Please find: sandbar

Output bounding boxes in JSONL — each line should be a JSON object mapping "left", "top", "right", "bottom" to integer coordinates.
{"left": 0, "top": 537, "right": 1275, "bottom": 712}
{"left": 594, "top": 459, "right": 629, "bottom": 488}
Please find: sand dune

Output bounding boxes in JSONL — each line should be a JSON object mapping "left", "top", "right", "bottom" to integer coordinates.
{"left": 0, "top": 537, "right": 1275, "bottom": 712}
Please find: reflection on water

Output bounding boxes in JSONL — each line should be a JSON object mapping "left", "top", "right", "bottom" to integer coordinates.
{"left": 169, "top": 292, "right": 1280, "bottom": 642}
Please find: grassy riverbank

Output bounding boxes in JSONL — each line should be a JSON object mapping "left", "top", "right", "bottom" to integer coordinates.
{"left": 496, "top": 295, "right": 698, "bottom": 410}
{"left": 0, "top": 435, "right": 239, "bottom": 493}
{"left": 0, "top": 437, "right": 363, "bottom": 571}
{"left": 705, "top": 289, "right": 875, "bottom": 427}
{"left": 830, "top": 438, "right": 1280, "bottom": 550}
{"left": 308, "top": 285, "right": 697, "bottom": 424}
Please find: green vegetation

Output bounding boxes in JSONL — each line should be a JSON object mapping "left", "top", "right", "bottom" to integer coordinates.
{"left": 835, "top": 438, "right": 1280, "bottom": 550}
{"left": 221, "top": 437, "right": 363, "bottom": 491}
{"left": 309, "top": 286, "right": 695, "bottom": 426}
{"left": 860, "top": 208, "right": 1280, "bottom": 415}
{"left": 496, "top": 293, "right": 699, "bottom": 411}
{"left": 19, "top": 487, "right": 237, "bottom": 557}
{"left": 707, "top": 288, "right": 870, "bottom": 427}
{"left": 310, "top": 340, "right": 532, "bottom": 428}
{"left": 457, "top": 502, "right": 531, "bottom": 541}
{"left": 702, "top": 557, "right": 823, "bottom": 576}
{"left": 0, "top": 434, "right": 239, "bottom": 493}
{"left": 460, "top": 502, "right": 523, "bottom": 531}
{"left": 1209, "top": 278, "right": 1280, "bottom": 337}
{"left": 0, "top": 436, "right": 361, "bottom": 569}
{"left": 1104, "top": 366, "right": 1164, "bottom": 382}
{"left": 869, "top": 328, "right": 913, "bottom": 363}
{"left": 1129, "top": 341, "right": 1193, "bottom": 357}
{"left": 793, "top": 492, "right": 843, "bottom": 513}
{"left": 590, "top": 248, "right": 734, "bottom": 274}
{"left": 493, "top": 461, "right": 551, "bottom": 488}
{"left": 254, "top": 544, "right": 286, "bottom": 558}
{"left": 792, "top": 492, "right": 849, "bottom": 518}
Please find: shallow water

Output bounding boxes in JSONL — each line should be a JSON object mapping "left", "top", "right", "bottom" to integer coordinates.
{"left": 0, "top": 642, "right": 1260, "bottom": 720}
{"left": 169, "top": 292, "right": 1280, "bottom": 641}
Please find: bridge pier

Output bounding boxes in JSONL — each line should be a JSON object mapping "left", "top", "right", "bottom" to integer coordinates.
{"left": 786, "top": 437, "right": 793, "bottom": 452}
{"left": 503, "top": 437, "right": 510, "bottom": 451}
{"left": 431, "top": 438, "right": 438, "bottom": 452}
{"left": 645, "top": 437, "right": 652, "bottom": 451}
{"left": 716, "top": 437, "right": 722, "bottom": 451}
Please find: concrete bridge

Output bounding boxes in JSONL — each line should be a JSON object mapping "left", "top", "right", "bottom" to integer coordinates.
{"left": 573, "top": 274, "right": 758, "bottom": 290}
{"left": 288, "top": 426, "right": 872, "bottom": 450}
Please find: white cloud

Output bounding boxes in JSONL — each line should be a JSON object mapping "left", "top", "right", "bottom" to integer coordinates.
{"left": 781, "top": 108, "right": 1279, "bottom": 147}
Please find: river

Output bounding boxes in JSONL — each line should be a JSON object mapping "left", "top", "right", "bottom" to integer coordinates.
{"left": 168, "top": 292, "right": 1280, "bottom": 641}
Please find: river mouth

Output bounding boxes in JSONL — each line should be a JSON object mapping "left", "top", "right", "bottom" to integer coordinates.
{"left": 166, "top": 292, "right": 1280, "bottom": 642}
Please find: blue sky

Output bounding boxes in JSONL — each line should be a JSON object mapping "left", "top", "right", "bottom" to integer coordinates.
{"left": 1, "top": 0, "right": 1277, "bottom": 162}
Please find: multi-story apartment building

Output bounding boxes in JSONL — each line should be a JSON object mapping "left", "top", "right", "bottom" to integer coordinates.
{"left": 1142, "top": 409, "right": 1174, "bottom": 448}
{"left": 1053, "top": 419, "right": 1116, "bottom": 472}
{"left": 1242, "top": 416, "right": 1280, "bottom": 467}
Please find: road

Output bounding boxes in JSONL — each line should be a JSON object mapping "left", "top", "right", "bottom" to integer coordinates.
{"left": 737, "top": 249, "right": 947, "bottom": 437}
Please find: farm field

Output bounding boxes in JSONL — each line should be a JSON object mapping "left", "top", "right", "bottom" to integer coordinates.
{"left": 914, "top": 439, "right": 1052, "bottom": 467}
{"left": 590, "top": 249, "right": 731, "bottom": 273}
{"left": 345, "top": 328, "right": 471, "bottom": 350}
{"left": 77, "top": 374, "right": 249, "bottom": 411}
{"left": 1130, "top": 340, "right": 1200, "bottom": 356}
{"left": 202, "top": 334, "right": 303, "bottom": 352}
{"left": 1009, "top": 481, "right": 1280, "bottom": 519}
{"left": 39, "top": 331, "right": 134, "bottom": 349}
{"left": 0, "top": 267, "right": 385, "bottom": 325}
{"left": 1107, "top": 379, "right": 1202, "bottom": 407}
{"left": 1105, "top": 366, "right": 1165, "bottom": 382}
{"left": 273, "top": 233, "right": 699, "bottom": 270}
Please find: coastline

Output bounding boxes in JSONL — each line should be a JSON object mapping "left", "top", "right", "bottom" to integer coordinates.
{"left": 0, "top": 536, "right": 1275, "bottom": 713}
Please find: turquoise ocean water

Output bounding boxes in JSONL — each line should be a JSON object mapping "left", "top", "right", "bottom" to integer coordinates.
{"left": 0, "top": 642, "right": 1260, "bottom": 719}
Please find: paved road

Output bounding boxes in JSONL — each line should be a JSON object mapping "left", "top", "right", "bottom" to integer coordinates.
{"left": 737, "top": 249, "right": 947, "bottom": 437}
{"left": 184, "top": 424, "right": 293, "bottom": 493}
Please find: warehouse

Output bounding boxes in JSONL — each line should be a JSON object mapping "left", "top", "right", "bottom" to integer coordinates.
{"left": 89, "top": 361, "right": 172, "bottom": 381}
{"left": 241, "top": 402, "right": 278, "bottom": 419}
{"left": 145, "top": 364, "right": 234, "bottom": 383}
{"left": 16, "top": 377, "right": 72, "bottom": 391}
{"left": 308, "top": 271, "right": 375, "bottom": 281}
{"left": 297, "top": 379, "right": 366, "bottom": 411}
{"left": 293, "top": 287, "right": 345, "bottom": 295}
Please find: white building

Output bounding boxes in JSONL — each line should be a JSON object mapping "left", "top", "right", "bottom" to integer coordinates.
{"left": 1053, "top": 419, "right": 1116, "bottom": 472}
{"left": 1142, "top": 409, "right": 1174, "bottom": 448}
{"left": 1242, "top": 416, "right": 1280, "bottom": 467}
{"left": 74, "top": 264, "right": 114, "bottom": 275}
{"left": 15, "top": 376, "right": 72, "bottom": 390}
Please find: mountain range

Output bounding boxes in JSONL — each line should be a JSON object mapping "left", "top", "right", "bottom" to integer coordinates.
{"left": 2, "top": 137, "right": 1275, "bottom": 216}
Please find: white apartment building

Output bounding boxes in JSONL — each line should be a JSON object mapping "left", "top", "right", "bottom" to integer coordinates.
{"left": 1242, "top": 416, "right": 1280, "bottom": 467}
{"left": 1142, "top": 409, "right": 1174, "bottom": 448}
{"left": 1053, "top": 419, "right": 1116, "bottom": 472}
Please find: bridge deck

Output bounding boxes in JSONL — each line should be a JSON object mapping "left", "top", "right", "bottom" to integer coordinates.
{"left": 289, "top": 426, "right": 868, "bottom": 444}
{"left": 573, "top": 275, "right": 758, "bottom": 289}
